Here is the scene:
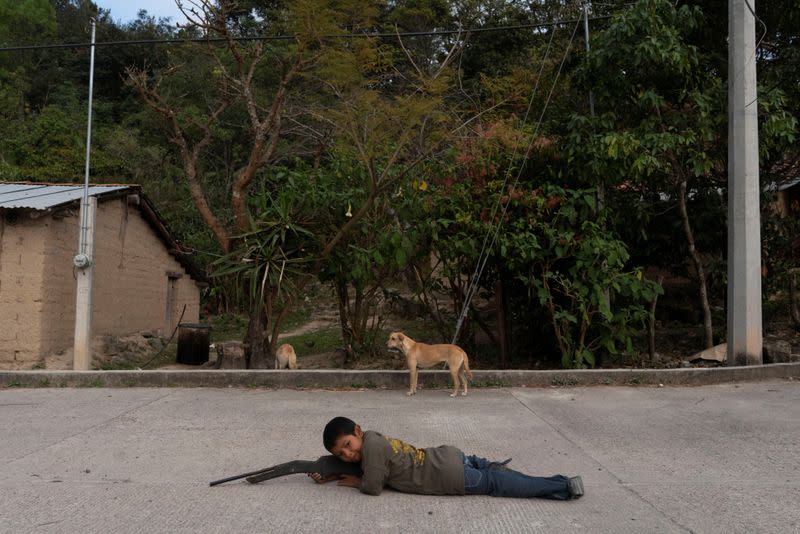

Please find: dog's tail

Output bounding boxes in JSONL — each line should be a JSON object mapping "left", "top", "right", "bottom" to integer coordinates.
{"left": 461, "top": 352, "right": 473, "bottom": 379}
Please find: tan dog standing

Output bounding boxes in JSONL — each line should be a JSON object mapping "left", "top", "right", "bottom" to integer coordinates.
{"left": 275, "top": 343, "right": 298, "bottom": 369}
{"left": 387, "top": 332, "right": 473, "bottom": 397}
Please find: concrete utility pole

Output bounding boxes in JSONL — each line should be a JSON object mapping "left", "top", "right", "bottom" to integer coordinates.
{"left": 73, "top": 197, "right": 97, "bottom": 370}
{"left": 727, "top": 0, "right": 762, "bottom": 365}
{"left": 583, "top": 2, "right": 603, "bottom": 212}
{"left": 73, "top": 18, "right": 97, "bottom": 371}
{"left": 582, "top": 3, "right": 595, "bottom": 119}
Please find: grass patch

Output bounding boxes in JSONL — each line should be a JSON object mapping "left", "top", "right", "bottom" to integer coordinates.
{"left": 280, "top": 305, "right": 313, "bottom": 333}
{"left": 282, "top": 326, "right": 343, "bottom": 356}
{"left": 471, "top": 378, "right": 512, "bottom": 388}
{"left": 551, "top": 375, "right": 580, "bottom": 387}
{"left": 209, "top": 314, "right": 248, "bottom": 343}
{"left": 207, "top": 305, "right": 313, "bottom": 345}
{"left": 387, "top": 320, "right": 448, "bottom": 343}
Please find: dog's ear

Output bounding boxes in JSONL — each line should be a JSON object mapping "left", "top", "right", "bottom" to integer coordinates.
{"left": 397, "top": 333, "right": 404, "bottom": 341}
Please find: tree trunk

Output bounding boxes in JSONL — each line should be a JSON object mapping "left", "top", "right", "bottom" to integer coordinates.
{"left": 334, "top": 281, "right": 355, "bottom": 366}
{"left": 246, "top": 305, "right": 271, "bottom": 368}
{"left": 678, "top": 181, "right": 714, "bottom": 349}
{"left": 494, "top": 279, "right": 510, "bottom": 369}
{"left": 649, "top": 275, "right": 664, "bottom": 362}
{"left": 215, "top": 342, "right": 248, "bottom": 369}
{"left": 790, "top": 269, "right": 800, "bottom": 329}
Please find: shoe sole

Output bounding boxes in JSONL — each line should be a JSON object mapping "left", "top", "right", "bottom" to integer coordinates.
{"left": 568, "top": 476, "right": 584, "bottom": 499}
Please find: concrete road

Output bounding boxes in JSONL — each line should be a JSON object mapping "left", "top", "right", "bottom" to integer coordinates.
{"left": 0, "top": 380, "right": 798, "bottom": 533}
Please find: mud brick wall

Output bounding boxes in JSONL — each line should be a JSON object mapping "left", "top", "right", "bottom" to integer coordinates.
{"left": 1, "top": 197, "right": 200, "bottom": 366}
{"left": 0, "top": 214, "right": 48, "bottom": 364}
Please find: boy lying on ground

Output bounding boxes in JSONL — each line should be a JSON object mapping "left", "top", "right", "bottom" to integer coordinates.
{"left": 308, "top": 416, "right": 584, "bottom": 500}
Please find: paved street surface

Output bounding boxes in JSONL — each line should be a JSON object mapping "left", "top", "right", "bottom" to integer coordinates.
{"left": 1, "top": 380, "right": 798, "bottom": 533}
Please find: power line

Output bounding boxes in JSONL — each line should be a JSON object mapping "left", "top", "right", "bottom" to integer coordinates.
{"left": 0, "top": 15, "right": 612, "bottom": 53}
{"left": 450, "top": 4, "right": 566, "bottom": 343}
{"left": 451, "top": 13, "right": 585, "bottom": 344}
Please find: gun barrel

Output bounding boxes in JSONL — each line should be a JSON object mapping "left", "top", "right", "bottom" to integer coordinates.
{"left": 209, "top": 467, "right": 272, "bottom": 487}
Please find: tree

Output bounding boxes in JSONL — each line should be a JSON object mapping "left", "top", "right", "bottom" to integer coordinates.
{"left": 566, "top": 1, "right": 728, "bottom": 349}
{"left": 502, "top": 186, "right": 660, "bottom": 368}
{"left": 127, "top": 0, "right": 341, "bottom": 366}
{"left": 128, "top": 0, "right": 462, "bottom": 366}
{"left": 313, "top": 156, "right": 424, "bottom": 361}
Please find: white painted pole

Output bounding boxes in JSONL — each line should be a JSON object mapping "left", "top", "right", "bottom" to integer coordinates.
{"left": 727, "top": 0, "right": 762, "bottom": 365}
{"left": 73, "top": 197, "right": 97, "bottom": 370}
{"left": 582, "top": 3, "right": 595, "bottom": 118}
{"left": 73, "top": 18, "right": 97, "bottom": 370}
{"left": 80, "top": 18, "right": 96, "bottom": 255}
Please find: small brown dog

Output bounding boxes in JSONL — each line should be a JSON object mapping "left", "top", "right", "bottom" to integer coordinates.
{"left": 387, "top": 332, "right": 473, "bottom": 397}
{"left": 275, "top": 343, "right": 298, "bottom": 369}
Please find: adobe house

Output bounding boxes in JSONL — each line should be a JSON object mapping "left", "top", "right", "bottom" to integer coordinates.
{"left": 0, "top": 182, "right": 204, "bottom": 367}
{"left": 768, "top": 158, "right": 800, "bottom": 217}
{"left": 773, "top": 177, "right": 800, "bottom": 217}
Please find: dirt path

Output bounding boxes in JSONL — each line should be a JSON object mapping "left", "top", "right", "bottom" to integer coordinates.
{"left": 280, "top": 318, "right": 338, "bottom": 338}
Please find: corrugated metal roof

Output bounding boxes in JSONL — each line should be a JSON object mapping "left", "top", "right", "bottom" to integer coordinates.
{"left": 0, "top": 183, "right": 132, "bottom": 210}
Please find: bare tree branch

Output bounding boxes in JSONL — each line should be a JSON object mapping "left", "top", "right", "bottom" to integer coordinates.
{"left": 127, "top": 65, "right": 233, "bottom": 252}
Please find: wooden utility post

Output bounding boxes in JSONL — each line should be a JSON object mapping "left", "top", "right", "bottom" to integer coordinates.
{"left": 727, "top": 0, "right": 762, "bottom": 365}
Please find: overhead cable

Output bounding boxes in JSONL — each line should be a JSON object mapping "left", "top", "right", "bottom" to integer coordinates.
{"left": 0, "top": 15, "right": 612, "bottom": 53}
{"left": 451, "top": 13, "right": 584, "bottom": 344}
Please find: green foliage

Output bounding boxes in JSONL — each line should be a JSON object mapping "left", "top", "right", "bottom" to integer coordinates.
{"left": 1, "top": 102, "right": 84, "bottom": 180}
{"left": 281, "top": 326, "right": 342, "bottom": 356}
{"left": 761, "top": 206, "right": 800, "bottom": 298}
{"left": 209, "top": 313, "right": 249, "bottom": 343}
{"left": 499, "top": 185, "right": 661, "bottom": 368}
{"left": 567, "top": 1, "right": 722, "bottom": 189}
{"left": 420, "top": 137, "right": 658, "bottom": 368}
{"left": 315, "top": 158, "right": 419, "bottom": 285}
{"left": 1, "top": 0, "right": 798, "bottom": 369}
{"left": 309, "top": 155, "right": 427, "bottom": 356}
{"left": 212, "top": 171, "right": 318, "bottom": 302}
{"left": 0, "top": 0, "right": 56, "bottom": 51}
{"left": 758, "top": 88, "right": 798, "bottom": 162}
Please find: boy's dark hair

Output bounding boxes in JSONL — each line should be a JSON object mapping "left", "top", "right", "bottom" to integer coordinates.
{"left": 323, "top": 416, "right": 357, "bottom": 451}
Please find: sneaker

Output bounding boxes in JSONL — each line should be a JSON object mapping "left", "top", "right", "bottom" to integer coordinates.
{"left": 567, "top": 476, "right": 584, "bottom": 499}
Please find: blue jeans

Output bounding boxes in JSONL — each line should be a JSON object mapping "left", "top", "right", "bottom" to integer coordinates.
{"left": 462, "top": 454, "right": 571, "bottom": 500}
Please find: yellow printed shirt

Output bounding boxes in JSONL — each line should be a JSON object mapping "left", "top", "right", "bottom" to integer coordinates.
{"left": 359, "top": 431, "right": 465, "bottom": 496}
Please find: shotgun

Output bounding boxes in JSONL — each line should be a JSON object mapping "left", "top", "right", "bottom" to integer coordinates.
{"left": 210, "top": 455, "right": 362, "bottom": 487}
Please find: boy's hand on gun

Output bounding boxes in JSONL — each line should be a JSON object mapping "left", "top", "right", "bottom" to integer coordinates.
{"left": 307, "top": 472, "right": 338, "bottom": 484}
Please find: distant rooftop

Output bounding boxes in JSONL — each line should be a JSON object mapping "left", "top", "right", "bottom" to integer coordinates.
{"left": 0, "top": 182, "right": 133, "bottom": 210}
{"left": 0, "top": 181, "right": 206, "bottom": 283}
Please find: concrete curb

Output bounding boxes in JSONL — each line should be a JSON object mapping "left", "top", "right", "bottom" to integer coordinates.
{"left": 1, "top": 363, "right": 799, "bottom": 389}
